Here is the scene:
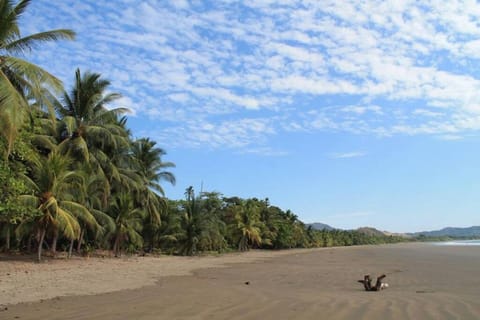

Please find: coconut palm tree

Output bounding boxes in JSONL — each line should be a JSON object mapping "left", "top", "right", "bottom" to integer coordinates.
{"left": 0, "top": 0, "right": 75, "bottom": 158}
{"left": 155, "top": 200, "right": 183, "bottom": 253}
{"left": 178, "top": 187, "right": 200, "bottom": 255}
{"left": 19, "top": 151, "right": 98, "bottom": 261}
{"left": 58, "top": 69, "right": 136, "bottom": 206}
{"left": 131, "top": 138, "right": 175, "bottom": 250}
{"left": 59, "top": 69, "right": 129, "bottom": 161}
{"left": 69, "top": 165, "right": 114, "bottom": 256}
{"left": 108, "top": 192, "right": 144, "bottom": 256}
{"left": 131, "top": 138, "right": 175, "bottom": 195}
{"left": 178, "top": 187, "right": 225, "bottom": 255}
{"left": 231, "top": 199, "right": 262, "bottom": 251}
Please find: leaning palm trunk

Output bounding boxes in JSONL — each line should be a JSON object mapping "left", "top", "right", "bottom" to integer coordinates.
{"left": 37, "top": 229, "right": 46, "bottom": 262}
{"left": 113, "top": 233, "right": 122, "bottom": 257}
{"left": 51, "top": 229, "right": 59, "bottom": 256}
{"left": 238, "top": 235, "right": 248, "bottom": 251}
{"left": 68, "top": 238, "right": 74, "bottom": 258}
{"left": 76, "top": 228, "right": 85, "bottom": 253}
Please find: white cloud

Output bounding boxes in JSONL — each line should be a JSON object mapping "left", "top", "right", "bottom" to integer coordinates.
{"left": 152, "top": 117, "right": 277, "bottom": 150}
{"left": 330, "top": 152, "right": 367, "bottom": 159}
{"left": 412, "top": 109, "right": 443, "bottom": 118}
{"left": 438, "top": 134, "right": 463, "bottom": 141}
{"left": 341, "top": 105, "right": 383, "bottom": 115}
{"left": 167, "top": 93, "right": 191, "bottom": 103}
{"left": 238, "top": 147, "right": 288, "bottom": 157}
{"left": 21, "top": 0, "right": 480, "bottom": 150}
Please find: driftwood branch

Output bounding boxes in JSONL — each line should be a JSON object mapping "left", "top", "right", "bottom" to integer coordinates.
{"left": 358, "top": 274, "right": 388, "bottom": 291}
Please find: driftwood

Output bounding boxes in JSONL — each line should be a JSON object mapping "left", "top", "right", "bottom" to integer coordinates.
{"left": 358, "top": 274, "right": 388, "bottom": 291}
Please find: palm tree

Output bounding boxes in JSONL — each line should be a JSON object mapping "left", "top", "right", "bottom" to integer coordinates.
{"left": 59, "top": 68, "right": 129, "bottom": 161}
{"left": 131, "top": 138, "right": 175, "bottom": 195}
{"left": 131, "top": 138, "right": 175, "bottom": 250}
{"left": 58, "top": 69, "right": 135, "bottom": 207}
{"left": 259, "top": 202, "right": 282, "bottom": 248}
{"left": 0, "top": 0, "right": 75, "bottom": 157}
{"left": 19, "top": 151, "right": 98, "bottom": 261}
{"left": 155, "top": 200, "right": 183, "bottom": 254}
{"left": 178, "top": 187, "right": 225, "bottom": 255}
{"left": 108, "top": 193, "right": 144, "bottom": 257}
{"left": 178, "top": 187, "right": 201, "bottom": 255}
{"left": 69, "top": 166, "right": 114, "bottom": 256}
{"left": 197, "top": 192, "right": 226, "bottom": 251}
{"left": 231, "top": 199, "right": 262, "bottom": 251}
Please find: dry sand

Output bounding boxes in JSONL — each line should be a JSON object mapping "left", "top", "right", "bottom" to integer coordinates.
{"left": 1, "top": 243, "right": 480, "bottom": 319}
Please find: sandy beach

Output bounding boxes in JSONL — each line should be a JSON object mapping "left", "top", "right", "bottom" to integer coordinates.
{"left": 1, "top": 243, "right": 480, "bottom": 319}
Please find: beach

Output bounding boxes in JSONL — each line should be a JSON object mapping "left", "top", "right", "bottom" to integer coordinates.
{"left": 1, "top": 243, "right": 480, "bottom": 319}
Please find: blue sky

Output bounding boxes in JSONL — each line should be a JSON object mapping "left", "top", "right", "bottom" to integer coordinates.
{"left": 21, "top": 0, "right": 480, "bottom": 232}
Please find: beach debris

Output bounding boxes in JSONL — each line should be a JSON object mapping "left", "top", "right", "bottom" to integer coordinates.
{"left": 358, "top": 274, "right": 388, "bottom": 291}
{"left": 244, "top": 281, "right": 250, "bottom": 285}
{"left": 415, "top": 290, "right": 434, "bottom": 294}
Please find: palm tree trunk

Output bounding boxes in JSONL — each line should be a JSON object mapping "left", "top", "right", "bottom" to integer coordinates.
{"left": 5, "top": 226, "right": 10, "bottom": 251}
{"left": 51, "top": 229, "right": 58, "bottom": 256}
{"left": 113, "top": 233, "right": 121, "bottom": 257}
{"left": 38, "top": 229, "right": 46, "bottom": 262}
{"left": 68, "top": 238, "right": 74, "bottom": 258}
{"left": 76, "top": 228, "right": 85, "bottom": 253}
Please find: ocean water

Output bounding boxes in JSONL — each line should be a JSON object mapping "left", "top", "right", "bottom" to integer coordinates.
{"left": 434, "top": 239, "right": 480, "bottom": 246}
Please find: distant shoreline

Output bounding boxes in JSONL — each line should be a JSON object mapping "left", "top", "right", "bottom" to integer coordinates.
{"left": 431, "top": 239, "right": 480, "bottom": 246}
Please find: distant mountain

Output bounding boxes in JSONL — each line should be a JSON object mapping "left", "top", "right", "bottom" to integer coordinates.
{"left": 411, "top": 226, "right": 480, "bottom": 237}
{"left": 306, "top": 223, "right": 480, "bottom": 238}
{"left": 355, "top": 227, "right": 411, "bottom": 238}
{"left": 308, "top": 222, "right": 335, "bottom": 231}
{"left": 355, "top": 227, "right": 386, "bottom": 237}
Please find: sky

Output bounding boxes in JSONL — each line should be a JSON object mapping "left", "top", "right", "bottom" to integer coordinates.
{"left": 20, "top": 0, "right": 480, "bottom": 232}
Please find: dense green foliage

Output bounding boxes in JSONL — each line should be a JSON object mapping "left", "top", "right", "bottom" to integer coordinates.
{"left": 0, "top": 0, "right": 407, "bottom": 260}
{"left": 155, "top": 192, "right": 407, "bottom": 255}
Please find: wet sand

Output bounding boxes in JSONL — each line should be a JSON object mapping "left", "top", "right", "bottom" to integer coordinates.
{"left": 2, "top": 243, "right": 480, "bottom": 319}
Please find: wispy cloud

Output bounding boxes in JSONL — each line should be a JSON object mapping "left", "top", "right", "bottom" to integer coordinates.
{"left": 237, "top": 147, "right": 289, "bottom": 157}
{"left": 329, "top": 152, "right": 367, "bottom": 159}
{"left": 437, "top": 134, "right": 464, "bottom": 141}
{"left": 21, "top": 0, "right": 480, "bottom": 151}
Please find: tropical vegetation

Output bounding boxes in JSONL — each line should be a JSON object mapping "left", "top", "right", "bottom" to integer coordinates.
{"left": 0, "top": 0, "right": 407, "bottom": 261}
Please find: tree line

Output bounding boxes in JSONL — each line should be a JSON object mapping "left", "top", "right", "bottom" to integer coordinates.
{"left": 0, "top": 1, "right": 406, "bottom": 261}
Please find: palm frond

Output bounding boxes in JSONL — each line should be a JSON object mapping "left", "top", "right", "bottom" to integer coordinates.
{"left": 4, "top": 29, "right": 75, "bottom": 54}
{"left": 0, "top": 68, "right": 28, "bottom": 156}
{"left": 91, "top": 209, "right": 115, "bottom": 234}
{"left": 65, "top": 136, "right": 90, "bottom": 161}
{"left": 3, "top": 56, "right": 63, "bottom": 92}
{"left": 62, "top": 200, "right": 99, "bottom": 230}
{"left": 0, "top": 1, "right": 21, "bottom": 42}
{"left": 31, "top": 134, "right": 57, "bottom": 151}
{"left": 56, "top": 207, "right": 80, "bottom": 240}
{"left": 12, "top": 0, "right": 31, "bottom": 18}
{"left": 61, "top": 116, "right": 76, "bottom": 136}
